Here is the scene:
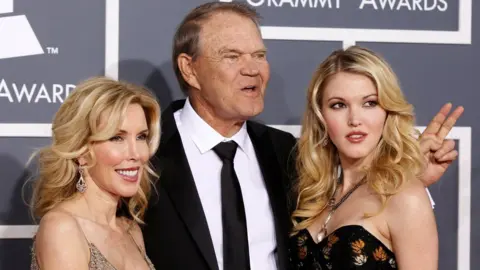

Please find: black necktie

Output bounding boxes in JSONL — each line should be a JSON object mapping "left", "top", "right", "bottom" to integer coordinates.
{"left": 213, "top": 141, "right": 250, "bottom": 270}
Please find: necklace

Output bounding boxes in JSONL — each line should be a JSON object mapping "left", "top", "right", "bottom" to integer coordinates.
{"left": 316, "top": 177, "right": 366, "bottom": 243}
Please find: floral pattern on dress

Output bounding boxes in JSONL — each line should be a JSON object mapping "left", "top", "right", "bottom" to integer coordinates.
{"left": 373, "top": 246, "right": 388, "bottom": 262}
{"left": 351, "top": 239, "right": 367, "bottom": 266}
{"left": 289, "top": 225, "right": 398, "bottom": 269}
{"left": 322, "top": 233, "right": 339, "bottom": 260}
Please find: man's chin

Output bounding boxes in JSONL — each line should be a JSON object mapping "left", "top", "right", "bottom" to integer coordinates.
{"left": 241, "top": 105, "right": 264, "bottom": 120}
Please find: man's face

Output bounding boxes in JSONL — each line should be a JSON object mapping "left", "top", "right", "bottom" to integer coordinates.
{"left": 190, "top": 12, "right": 270, "bottom": 122}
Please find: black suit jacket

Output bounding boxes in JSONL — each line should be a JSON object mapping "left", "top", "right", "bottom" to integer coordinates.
{"left": 143, "top": 100, "right": 298, "bottom": 270}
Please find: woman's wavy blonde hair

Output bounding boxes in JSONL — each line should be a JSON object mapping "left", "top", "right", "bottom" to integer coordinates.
{"left": 291, "top": 46, "right": 425, "bottom": 234}
{"left": 29, "top": 76, "right": 161, "bottom": 224}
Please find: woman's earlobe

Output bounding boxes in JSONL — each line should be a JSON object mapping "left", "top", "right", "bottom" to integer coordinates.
{"left": 77, "top": 156, "right": 87, "bottom": 167}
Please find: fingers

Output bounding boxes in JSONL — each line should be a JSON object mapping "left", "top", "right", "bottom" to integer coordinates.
{"left": 436, "top": 106, "right": 464, "bottom": 139}
{"left": 436, "top": 150, "right": 458, "bottom": 163}
{"left": 422, "top": 138, "right": 458, "bottom": 162}
{"left": 440, "top": 160, "right": 453, "bottom": 170}
{"left": 433, "top": 139, "right": 455, "bottom": 160}
{"left": 422, "top": 103, "right": 452, "bottom": 136}
{"left": 421, "top": 103, "right": 464, "bottom": 140}
{"left": 419, "top": 135, "right": 443, "bottom": 154}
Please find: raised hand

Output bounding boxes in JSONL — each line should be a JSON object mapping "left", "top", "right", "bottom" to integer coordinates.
{"left": 418, "top": 103, "right": 464, "bottom": 187}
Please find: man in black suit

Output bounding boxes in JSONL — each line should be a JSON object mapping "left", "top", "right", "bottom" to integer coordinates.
{"left": 142, "top": 2, "right": 463, "bottom": 270}
{"left": 143, "top": 3, "right": 296, "bottom": 270}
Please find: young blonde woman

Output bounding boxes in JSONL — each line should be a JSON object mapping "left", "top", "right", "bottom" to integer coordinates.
{"left": 289, "top": 46, "right": 461, "bottom": 269}
{"left": 30, "top": 77, "right": 160, "bottom": 270}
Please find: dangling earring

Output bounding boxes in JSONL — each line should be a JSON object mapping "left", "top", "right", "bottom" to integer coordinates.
{"left": 322, "top": 137, "right": 329, "bottom": 147}
{"left": 76, "top": 166, "right": 87, "bottom": 193}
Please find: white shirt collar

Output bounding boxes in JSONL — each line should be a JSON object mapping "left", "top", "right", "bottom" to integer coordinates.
{"left": 179, "top": 98, "right": 249, "bottom": 157}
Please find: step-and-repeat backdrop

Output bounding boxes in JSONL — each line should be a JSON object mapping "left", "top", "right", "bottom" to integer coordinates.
{"left": 0, "top": 0, "right": 476, "bottom": 269}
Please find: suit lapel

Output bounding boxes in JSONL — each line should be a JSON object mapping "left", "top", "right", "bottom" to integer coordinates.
{"left": 158, "top": 100, "right": 219, "bottom": 270}
{"left": 247, "top": 122, "right": 290, "bottom": 270}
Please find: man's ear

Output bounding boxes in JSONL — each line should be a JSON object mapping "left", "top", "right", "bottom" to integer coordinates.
{"left": 177, "top": 53, "right": 201, "bottom": 90}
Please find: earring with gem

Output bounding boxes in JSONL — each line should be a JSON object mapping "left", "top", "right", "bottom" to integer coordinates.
{"left": 322, "top": 137, "right": 329, "bottom": 147}
{"left": 76, "top": 166, "right": 87, "bottom": 193}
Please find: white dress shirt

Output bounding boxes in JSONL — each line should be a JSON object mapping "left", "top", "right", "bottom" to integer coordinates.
{"left": 174, "top": 99, "right": 278, "bottom": 270}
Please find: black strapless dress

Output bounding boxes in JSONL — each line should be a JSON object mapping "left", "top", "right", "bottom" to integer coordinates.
{"left": 289, "top": 225, "right": 397, "bottom": 269}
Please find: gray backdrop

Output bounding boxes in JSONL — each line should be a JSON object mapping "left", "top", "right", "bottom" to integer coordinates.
{"left": 0, "top": 0, "right": 475, "bottom": 269}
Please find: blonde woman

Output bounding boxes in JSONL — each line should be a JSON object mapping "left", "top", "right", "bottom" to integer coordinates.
{"left": 30, "top": 77, "right": 160, "bottom": 270}
{"left": 289, "top": 46, "right": 462, "bottom": 269}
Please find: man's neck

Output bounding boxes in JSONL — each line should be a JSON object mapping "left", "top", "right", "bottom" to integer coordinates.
{"left": 189, "top": 97, "right": 245, "bottom": 138}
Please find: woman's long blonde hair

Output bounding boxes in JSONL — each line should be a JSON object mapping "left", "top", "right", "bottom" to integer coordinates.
{"left": 29, "top": 76, "right": 161, "bottom": 224}
{"left": 292, "top": 46, "right": 425, "bottom": 234}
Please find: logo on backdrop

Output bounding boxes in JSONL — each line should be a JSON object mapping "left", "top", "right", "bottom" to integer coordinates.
{"left": 219, "top": 0, "right": 448, "bottom": 10}
{"left": 0, "top": 0, "right": 76, "bottom": 105}
{"left": 0, "top": 79, "right": 75, "bottom": 104}
{"left": 0, "top": 0, "right": 43, "bottom": 60}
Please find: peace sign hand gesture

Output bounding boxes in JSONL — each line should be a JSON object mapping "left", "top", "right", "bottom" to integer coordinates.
{"left": 419, "top": 103, "right": 464, "bottom": 187}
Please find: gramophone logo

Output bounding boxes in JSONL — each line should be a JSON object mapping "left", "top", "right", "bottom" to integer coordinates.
{"left": 0, "top": 0, "right": 44, "bottom": 59}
